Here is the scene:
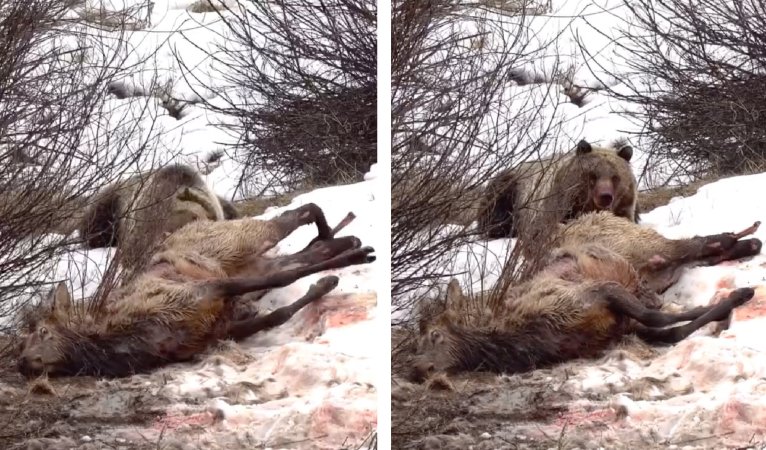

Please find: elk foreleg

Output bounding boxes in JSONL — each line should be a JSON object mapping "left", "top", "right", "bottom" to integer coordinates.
{"left": 226, "top": 276, "right": 338, "bottom": 340}
{"left": 689, "top": 221, "right": 761, "bottom": 261}
{"left": 269, "top": 203, "right": 333, "bottom": 241}
{"left": 642, "top": 222, "right": 762, "bottom": 293}
{"left": 206, "top": 245, "right": 375, "bottom": 298}
{"left": 241, "top": 236, "right": 362, "bottom": 278}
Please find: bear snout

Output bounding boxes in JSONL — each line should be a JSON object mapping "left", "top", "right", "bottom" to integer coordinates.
{"left": 594, "top": 181, "right": 615, "bottom": 209}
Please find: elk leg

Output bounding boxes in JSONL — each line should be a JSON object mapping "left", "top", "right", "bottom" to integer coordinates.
{"left": 301, "top": 212, "right": 356, "bottom": 251}
{"left": 245, "top": 236, "right": 362, "bottom": 276}
{"left": 600, "top": 283, "right": 716, "bottom": 326}
{"left": 269, "top": 203, "right": 332, "bottom": 241}
{"left": 209, "top": 245, "right": 375, "bottom": 298}
{"left": 600, "top": 284, "right": 754, "bottom": 343}
{"left": 634, "top": 288, "right": 753, "bottom": 344}
{"left": 650, "top": 237, "right": 761, "bottom": 291}
{"left": 700, "top": 238, "right": 762, "bottom": 266}
{"left": 227, "top": 276, "right": 338, "bottom": 340}
{"left": 695, "top": 222, "right": 761, "bottom": 259}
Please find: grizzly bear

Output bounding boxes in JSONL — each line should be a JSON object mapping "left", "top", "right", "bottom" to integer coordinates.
{"left": 477, "top": 138, "right": 638, "bottom": 241}
{"left": 77, "top": 164, "right": 240, "bottom": 281}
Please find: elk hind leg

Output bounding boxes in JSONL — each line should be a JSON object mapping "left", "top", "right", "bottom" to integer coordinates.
{"left": 227, "top": 276, "right": 338, "bottom": 340}
{"left": 601, "top": 284, "right": 755, "bottom": 344}
{"left": 208, "top": 245, "right": 375, "bottom": 298}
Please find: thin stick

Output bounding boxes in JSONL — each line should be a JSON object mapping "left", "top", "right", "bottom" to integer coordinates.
{"left": 330, "top": 212, "right": 357, "bottom": 236}
{"left": 733, "top": 221, "right": 761, "bottom": 239}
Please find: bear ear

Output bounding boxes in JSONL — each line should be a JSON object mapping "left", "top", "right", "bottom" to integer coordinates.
{"left": 616, "top": 142, "right": 633, "bottom": 161}
{"left": 576, "top": 139, "right": 592, "bottom": 155}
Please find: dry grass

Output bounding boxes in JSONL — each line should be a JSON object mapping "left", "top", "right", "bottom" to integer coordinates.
{"left": 233, "top": 187, "right": 317, "bottom": 218}
{"left": 637, "top": 174, "right": 728, "bottom": 214}
{"left": 468, "top": 0, "right": 551, "bottom": 15}
{"left": 76, "top": 6, "right": 149, "bottom": 31}
{"left": 392, "top": 171, "right": 482, "bottom": 229}
{"left": 0, "top": 189, "right": 86, "bottom": 238}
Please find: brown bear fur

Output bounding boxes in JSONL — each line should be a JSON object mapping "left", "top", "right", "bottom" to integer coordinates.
{"left": 79, "top": 166, "right": 239, "bottom": 250}
{"left": 477, "top": 138, "right": 638, "bottom": 242}
{"left": 77, "top": 164, "right": 239, "bottom": 280}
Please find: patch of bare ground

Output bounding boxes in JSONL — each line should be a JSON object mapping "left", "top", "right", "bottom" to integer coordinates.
{"left": 391, "top": 326, "right": 714, "bottom": 450}
{"left": 392, "top": 329, "right": 572, "bottom": 449}
{"left": 392, "top": 372, "right": 569, "bottom": 450}
{"left": 0, "top": 367, "right": 162, "bottom": 449}
{"left": 188, "top": 0, "right": 230, "bottom": 13}
{"left": 637, "top": 178, "right": 713, "bottom": 213}
{"left": 233, "top": 187, "right": 318, "bottom": 218}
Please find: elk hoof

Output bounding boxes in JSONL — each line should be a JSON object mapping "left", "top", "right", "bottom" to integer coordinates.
{"left": 360, "top": 246, "right": 376, "bottom": 263}
{"left": 729, "top": 287, "right": 755, "bottom": 307}
{"left": 312, "top": 275, "right": 340, "bottom": 295}
{"left": 725, "top": 238, "right": 762, "bottom": 260}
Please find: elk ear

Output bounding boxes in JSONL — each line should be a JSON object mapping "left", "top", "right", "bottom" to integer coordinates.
{"left": 445, "top": 278, "right": 464, "bottom": 306}
{"left": 48, "top": 282, "right": 72, "bottom": 322}
{"left": 576, "top": 139, "right": 592, "bottom": 155}
{"left": 430, "top": 329, "right": 444, "bottom": 345}
{"left": 616, "top": 143, "right": 633, "bottom": 161}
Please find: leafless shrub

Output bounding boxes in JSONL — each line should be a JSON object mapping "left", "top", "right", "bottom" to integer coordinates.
{"left": 391, "top": 0, "right": 573, "bottom": 373}
{"left": 178, "top": 0, "right": 376, "bottom": 198}
{"left": 584, "top": 0, "right": 766, "bottom": 184}
{"left": 0, "top": 0, "right": 162, "bottom": 341}
{"left": 73, "top": 1, "right": 153, "bottom": 30}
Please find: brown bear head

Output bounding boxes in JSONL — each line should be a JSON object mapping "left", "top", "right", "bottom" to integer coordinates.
{"left": 555, "top": 138, "right": 637, "bottom": 221}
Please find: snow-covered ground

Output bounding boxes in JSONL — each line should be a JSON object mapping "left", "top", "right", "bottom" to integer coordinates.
{"left": 0, "top": 1, "right": 379, "bottom": 448}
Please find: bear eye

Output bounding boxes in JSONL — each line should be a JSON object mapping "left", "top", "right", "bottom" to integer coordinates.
{"left": 38, "top": 326, "right": 48, "bottom": 337}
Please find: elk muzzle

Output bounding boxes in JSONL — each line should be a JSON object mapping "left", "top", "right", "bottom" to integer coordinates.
{"left": 17, "top": 355, "right": 45, "bottom": 378}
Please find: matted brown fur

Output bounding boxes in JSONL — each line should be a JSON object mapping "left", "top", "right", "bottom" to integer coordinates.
{"left": 409, "top": 241, "right": 753, "bottom": 381}
{"left": 552, "top": 211, "right": 763, "bottom": 293}
{"left": 77, "top": 164, "right": 237, "bottom": 279}
{"left": 17, "top": 204, "right": 375, "bottom": 378}
{"left": 477, "top": 139, "right": 638, "bottom": 241}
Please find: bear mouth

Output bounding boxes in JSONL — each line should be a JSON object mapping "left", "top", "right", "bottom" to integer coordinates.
{"left": 594, "top": 193, "right": 614, "bottom": 209}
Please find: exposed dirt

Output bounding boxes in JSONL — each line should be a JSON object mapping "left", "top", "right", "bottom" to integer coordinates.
{"left": 0, "top": 367, "right": 163, "bottom": 450}
{"left": 392, "top": 336, "right": 662, "bottom": 450}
